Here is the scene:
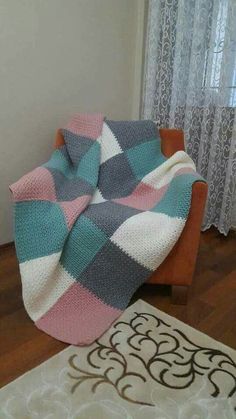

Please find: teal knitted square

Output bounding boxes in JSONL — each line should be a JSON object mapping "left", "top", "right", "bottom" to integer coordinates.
{"left": 15, "top": 200, "right": 68, "bottom": 263}
{"left": 126, "top": 139, "right": 165, "bottom": 180}
{"left": 60, "top": 215, "right": 108, "bottom": 279}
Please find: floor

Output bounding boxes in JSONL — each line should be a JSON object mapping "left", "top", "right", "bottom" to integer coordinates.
{"left": 0, "top": 227, "right": 236, "bottom": 388}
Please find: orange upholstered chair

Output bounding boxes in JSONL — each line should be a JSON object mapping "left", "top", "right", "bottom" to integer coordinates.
{"left": 55, "top": 128, "right": 208, "bottom": 305}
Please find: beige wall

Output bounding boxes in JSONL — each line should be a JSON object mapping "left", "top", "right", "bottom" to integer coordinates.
{"left": 0, "top": 0, "right": 145, "bottom": 244}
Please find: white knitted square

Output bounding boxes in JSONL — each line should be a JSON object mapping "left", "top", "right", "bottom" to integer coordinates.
{"left": 142, "top": 151, "right": 195, "bottom": 190}
{"left": 110, "top": 211, "right": 185, "bottom": 271}
{"left": 99, "top": 122, "right": 122, "bottom": 164}
{"left": 20, "top": 252, "right": 76, "bottom": 321}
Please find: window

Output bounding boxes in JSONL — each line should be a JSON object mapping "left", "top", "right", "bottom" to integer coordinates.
{"left": 203, "top": 0, "right": 236, "bottom": 106}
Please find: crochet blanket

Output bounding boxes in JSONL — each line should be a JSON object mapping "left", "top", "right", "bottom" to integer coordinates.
{"left": 10, "top": 114, "right": 202, "bottom": 345}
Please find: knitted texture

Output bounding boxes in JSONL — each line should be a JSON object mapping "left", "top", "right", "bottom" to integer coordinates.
{"left": 10, "top": 114, "right": 203, "bottom": 345}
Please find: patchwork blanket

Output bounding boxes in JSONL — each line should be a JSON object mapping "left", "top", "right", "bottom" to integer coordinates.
{"left": 10, "top": 114, "right": 202, "bottom": 345}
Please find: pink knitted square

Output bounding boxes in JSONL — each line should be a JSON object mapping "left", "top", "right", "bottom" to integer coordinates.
{"left": 36, "top": 282, "right": 122, "bottom": 345}
{"left": 64, "top": 113, "right": 104, "bottom": 140}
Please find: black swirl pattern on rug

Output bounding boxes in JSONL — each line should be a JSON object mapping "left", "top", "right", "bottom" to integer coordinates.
{"left": 68, "top": 311, "right": 236, "bottom": 407}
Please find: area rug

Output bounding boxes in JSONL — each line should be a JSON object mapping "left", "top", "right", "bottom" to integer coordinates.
{"left": 0, "top": 300, "right": 235, "bottom": 419}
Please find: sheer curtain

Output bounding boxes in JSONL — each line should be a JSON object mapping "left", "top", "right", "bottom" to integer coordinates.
{"left": 142, "top": 0, "right": 236, "bottom": 235}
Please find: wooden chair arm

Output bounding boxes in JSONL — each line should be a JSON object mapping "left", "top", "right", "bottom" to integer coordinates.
{"left": 160, "top": 128, "right": 185, "bottom": 155}
{"left": 148, "top": 128, "right": 208, "bottom": 287}
{"left": 54, "top": 129, "right": 65, "bottom": 148}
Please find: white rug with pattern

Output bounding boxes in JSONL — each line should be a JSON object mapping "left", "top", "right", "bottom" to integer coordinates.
{"left": 0, "top": 299, "right": 236, "bottom": 418}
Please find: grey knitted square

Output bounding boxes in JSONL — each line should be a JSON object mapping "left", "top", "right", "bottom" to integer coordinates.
{"left": 62, "top": 129, "right": 94, "bottom": 166}
{"left": 106, "top": 120, "right": 157, "bottom": 150}
{"left": 48, "top": 168, "right": 94, "bottom": 201}
{"left": 98, "top": 153, "right": 139, "bottom": 199}
{"left": 77, "top": 241, "right": 152, "bottom": 309}
{"left": 83, "top": 201, "right": 141, "bottom": 237}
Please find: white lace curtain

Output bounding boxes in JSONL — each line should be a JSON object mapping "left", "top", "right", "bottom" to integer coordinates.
{"left": 142, "top": 0, "right": 236, "bottom": 235}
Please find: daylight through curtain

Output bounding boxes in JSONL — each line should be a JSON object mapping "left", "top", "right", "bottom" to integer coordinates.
{"left": 142, "top": 0, "right": 236, "bottom": 234}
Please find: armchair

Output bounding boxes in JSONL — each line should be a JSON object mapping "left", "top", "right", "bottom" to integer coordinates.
{"left": 54, "top": 127, "right": 208, "bottom": 305}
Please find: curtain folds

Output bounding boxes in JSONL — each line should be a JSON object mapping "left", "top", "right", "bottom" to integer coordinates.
{"left": 142, "top": 0, "right": 236, "bottom": 235}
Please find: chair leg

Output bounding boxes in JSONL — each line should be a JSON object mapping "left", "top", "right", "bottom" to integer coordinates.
{"left": 172, "top": 285, "right": 188, "bottom": 305}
